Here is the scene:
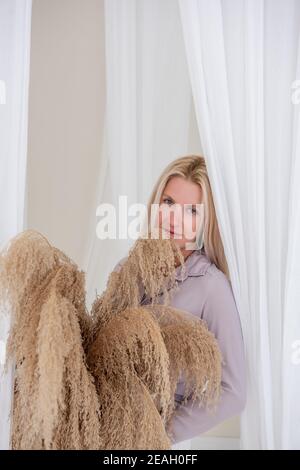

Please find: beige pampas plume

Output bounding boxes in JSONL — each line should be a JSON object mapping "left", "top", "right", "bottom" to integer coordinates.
{"left": 88, "top": 235, "right": 186, "bottom": 344}
{"left": 0, "top": 229, "right": 222, "bottom": 450}
{"left": 0, "top": 230, "right": 100, "bottom": 449}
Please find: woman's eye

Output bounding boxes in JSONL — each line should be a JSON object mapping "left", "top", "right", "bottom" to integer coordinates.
{"left": 186, "top": 206, "right": 198, "bottom": 215}
{"left": 163, "top": 198, "right": 173, "bottom": 205}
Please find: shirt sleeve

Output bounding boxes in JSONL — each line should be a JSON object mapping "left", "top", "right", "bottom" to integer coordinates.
{"left": 166, "top": 271, "right": 247, "bottom": 445}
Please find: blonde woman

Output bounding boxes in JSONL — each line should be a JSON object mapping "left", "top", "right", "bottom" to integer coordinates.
{"left": 113, "top": 155, "right": 246, "bottom": 446}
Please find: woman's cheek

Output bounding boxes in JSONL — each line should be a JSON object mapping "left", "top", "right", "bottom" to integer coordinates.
{"left": 183, "top": 215, "right": 196, "bottom": 241}
{"left": 153, "top": 204, "right": 170, "bottom": 233}
{"left": 160, "top": 205, "right": 175, "bottom": 231}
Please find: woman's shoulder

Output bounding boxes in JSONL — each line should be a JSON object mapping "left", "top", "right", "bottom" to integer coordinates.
{"left": 179, "top": 248, "right": 229, "bottom": 283}
{"left": 201, "top": 258, "right": 234, "bottom": 301}
{"left": 205, "top": 261, "right": 230, "bottom": 284}
{"left": 112, "top": 249, "right": 230, "bottom": 286}
{"left": 200, "top": 261, "right": 240, "bottom": 327}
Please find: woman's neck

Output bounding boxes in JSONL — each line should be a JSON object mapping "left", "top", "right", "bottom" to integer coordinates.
{"left": 174, "top": 248, "right": 194, "bottom": 268}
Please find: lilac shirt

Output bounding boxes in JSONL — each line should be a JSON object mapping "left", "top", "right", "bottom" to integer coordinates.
{"left": 112, "top": 247, "right": 247, "bottom": 444}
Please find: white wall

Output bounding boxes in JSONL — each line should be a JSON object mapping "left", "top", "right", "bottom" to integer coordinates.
{"left": 27, "top": 0, "right": 106, "bottom": 268}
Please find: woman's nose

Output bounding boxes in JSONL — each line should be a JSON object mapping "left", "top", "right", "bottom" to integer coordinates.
{"left": 169, "top": 205, "right": 183, "bottom": 230}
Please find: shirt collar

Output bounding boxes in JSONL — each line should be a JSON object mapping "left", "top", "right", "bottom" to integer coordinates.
{"left": 140, "top": 247, "right": 212, "bottom": 305}
{"left": 175, "top": 247, "right": 212, "bottom": 282}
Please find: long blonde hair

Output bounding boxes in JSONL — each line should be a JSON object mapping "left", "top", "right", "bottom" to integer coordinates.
{"left": 144, "top": 154, "right": 229, "bottom": 280}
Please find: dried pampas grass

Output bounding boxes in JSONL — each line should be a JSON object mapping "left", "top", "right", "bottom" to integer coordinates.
{"left": 0, "top": 229, "right": 222, "bottom": 450}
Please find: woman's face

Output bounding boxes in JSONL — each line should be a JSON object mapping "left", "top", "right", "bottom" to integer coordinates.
{"left": 155, "top": 176, "right": 204, "bottom": 257}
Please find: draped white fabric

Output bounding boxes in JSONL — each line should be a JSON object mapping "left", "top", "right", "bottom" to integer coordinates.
{"left": 86, "top": 2, "right": 196, "bottom": 449}
{"left": 86, "top": 0, "right": 300, "bottom": 449}
{"left": 86, "top": 0, "right": 194, "bottom": 310}
{"left": 178, "top": 0, "right": 300, "bottom": 450}
{"left": 0, "top": 0, "right": 296, "bottom": 451}
{"left": 282, "top": 17, "right": 300, "bottom": 450}
{"left": 0, "top": 0, "right": 32, "bottom": 450}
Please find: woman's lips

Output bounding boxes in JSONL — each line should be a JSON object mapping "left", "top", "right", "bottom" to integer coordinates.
{"left": 162, "top": 228, "right": 181, "bottom": 236}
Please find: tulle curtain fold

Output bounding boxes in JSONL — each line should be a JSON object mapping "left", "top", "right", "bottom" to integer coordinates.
{"left": 178, "top": 0, "right": 300, "bottom": 449}
{"left": 0, "top": 0, "right": 32, "bottom": 450}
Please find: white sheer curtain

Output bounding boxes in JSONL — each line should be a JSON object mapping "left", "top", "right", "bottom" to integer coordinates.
{"left": 4, "top": 0, "right": 300, "bottom": 452}
{"left": 178, "top": 0, "right": 300, "bottom": 450}
{"left": 0, "top": 0, "right": 32, "bottom": 450}
{"left": 85, "top": 0, "right": 196, "bottom": 449}
{"left": 85, "top": 0, "right": 194, "bottom": 309}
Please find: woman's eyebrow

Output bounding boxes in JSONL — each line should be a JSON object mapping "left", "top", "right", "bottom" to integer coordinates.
{"left": 163, "top": 193, "right": 175, "bottom": 201}
{"left": 163, "top": 194, "right": 198, "bottom": 206}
